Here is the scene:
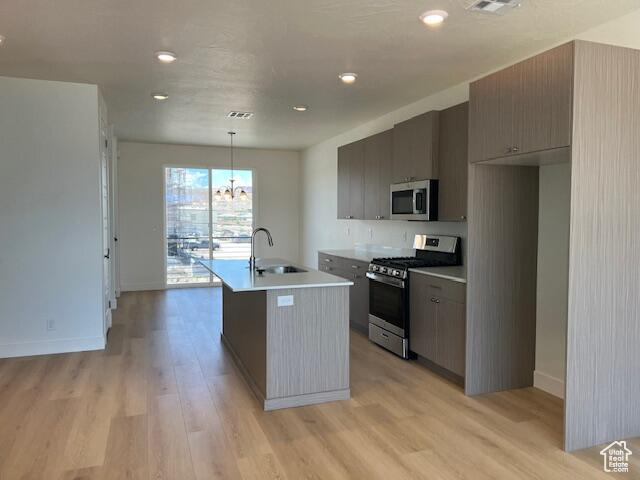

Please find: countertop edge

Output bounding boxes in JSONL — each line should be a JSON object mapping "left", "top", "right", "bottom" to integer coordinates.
{"left": 408, "top": 268, "right": 467, "bottom": 284}
{"left": 222, "top": 280, "right": 354, "bottom": 293}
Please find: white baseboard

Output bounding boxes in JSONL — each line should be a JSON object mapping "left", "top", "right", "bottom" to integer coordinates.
{"left": 120, "top": 282, "right": 165, "bottom": 292}
{"left": 0, "top": 336, "right": 105, "bottom": 359}
{"left": 534, "top": 370, "right": 565, "bottom": 398}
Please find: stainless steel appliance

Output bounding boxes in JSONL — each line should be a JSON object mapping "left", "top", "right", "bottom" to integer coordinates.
{"left": 390, "top": 180, "right": 438, "bottom": 221}
{"left": 366, "top": 234, "right": 461, "bottom": 358}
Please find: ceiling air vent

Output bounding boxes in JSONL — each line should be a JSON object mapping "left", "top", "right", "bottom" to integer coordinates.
{"left": 468, "top": 0, "right": 522, "bottom": 14}
{"left": 227, "top": 111, "right": 254, "bottom": 119}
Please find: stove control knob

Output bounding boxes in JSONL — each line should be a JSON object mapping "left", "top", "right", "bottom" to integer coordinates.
{"left": 393, "top": 270, "right": 401, "bottom": 277}
{"left": 380, "top": 267, "right": 387, "bottom": 274}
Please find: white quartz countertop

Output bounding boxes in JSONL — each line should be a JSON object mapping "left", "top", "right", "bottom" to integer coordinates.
{"left": 319, "top": 246, "right": 413, "bottom": 263}
{"left": 409, "top": 266, "right": 467, "bottom": 284}
{"left": 200, "top": 258, "right": 353, "bottom": 292}
{"left": 318, "top": 249, "right": 378, "bottom": 263}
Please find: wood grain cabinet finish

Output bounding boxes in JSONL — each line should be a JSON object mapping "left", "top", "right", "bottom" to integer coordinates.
{"left": 437, "top": 102, "right": 469, "bottom": 221}
{"left": 410, "top": 276, "right": 437, "bottom": 360}
{"left": 318, "top": 254, "right": 369, "bottom": 333}
{"left": 410, "top": 272, "right": 466, "bottom": 377}
{"left": 392, "top": 111, "right": 439, "bottom": 183}
{"left": 337, "top": 140, "right": 365, "bottom": 219}
{"left": 363, "top": 129, "right": 393, "bottom": 220}
{"left": 469, "top": 42, "right": 574, "bottom": 163}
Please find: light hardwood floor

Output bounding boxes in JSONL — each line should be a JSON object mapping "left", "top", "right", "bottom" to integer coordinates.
{"left": 0, "top": 288, "right": 637, "bottom": 479}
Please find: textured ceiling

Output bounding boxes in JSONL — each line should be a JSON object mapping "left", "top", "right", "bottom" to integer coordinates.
{"left": 0, "top": 0, "right": 638, "bottom": 149}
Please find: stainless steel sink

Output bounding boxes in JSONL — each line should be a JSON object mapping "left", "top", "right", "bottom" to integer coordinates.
{"left": 263, "top": 265, "right": 307, "bottom": 274}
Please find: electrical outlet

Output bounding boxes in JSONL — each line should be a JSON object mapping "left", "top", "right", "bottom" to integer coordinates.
{"left": 402, "top": 231, "right": 407, "bottom": 242}
{"left": 346, "top": 226, "right": 351, "bottom": 236}
{"left": 46, "top": 319, "right": 56, "bottom": 331}
{"left": 368, "top": 228, "right": 373, "bottom": 240}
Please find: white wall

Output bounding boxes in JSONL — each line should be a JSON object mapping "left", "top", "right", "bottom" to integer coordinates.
{"left": 0, "top": 76, "right": 105, "bottom": 357}
{"left": 118, "top": 142, "right": 300, "bottom": 291}
{"left": 534, "top": 163, "right": 571, "bottom": 398}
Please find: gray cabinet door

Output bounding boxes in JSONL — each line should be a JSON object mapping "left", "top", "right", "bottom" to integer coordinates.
{"left": 348, "top": 140, "right": 365, "bottom": 220}
{"left": 392, "top": 118, "right": 413, "bottom": 183}
{"left": 411, "top": 111, "right": 439, "bottom": 181}
{"left": 364, "top": 129, "right": 393, "bottom": 220}
{"left": 318, "top": 254, "right": 369, "bottom": 332}
{"left": 337, "top": 144, "right": 351, "bottom": 219}
{"left": 469, "top": 64, "right": 520, "bottom": 163}
{"left": 349, "top": 273, "right": 369, "bottom": 332}
{"left": 392, "top": 112, "right": 439, "bottom": 182}
{"left": 337, "top": 141, "right": 364, "bottom": 219}
{"left": 469, "top": 42, "right": 574, "bottom": 163}
{"left": 411, "top": 273, "right": 466, "bottom": 375}
{"left": 517, "top": 42, "right": 573, "bottom": 155}
{"left": 435, "top": 297, "right": 466, "bottom": 377}
{"left": 438, "top": 102, "right": 469, "bottom": 221}
{"left": 410, "top": 274, "right": 437, "bottom": 360}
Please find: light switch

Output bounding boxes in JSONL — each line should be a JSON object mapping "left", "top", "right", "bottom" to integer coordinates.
{"left": 277, "top": 295, "right": 294, "bottom": 307}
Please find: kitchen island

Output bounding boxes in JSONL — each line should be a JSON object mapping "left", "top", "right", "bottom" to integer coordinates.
{"left": 200, "top": 258, "right": 353, "bottom": 411}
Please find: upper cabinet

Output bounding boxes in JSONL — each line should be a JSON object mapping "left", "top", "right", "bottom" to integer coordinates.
{"left": 437, "top": 102, "right": 469, "bottom": 221}
{"left": 364, "top": 129, "right": 393, "bottom": 220}
{"left": 469, "top": 42, "right": 574, "bottom": 163}
{"left": 392, "top": 111, "right": 439, "bottom": 183}
{"left": 337, "top": 140, "right": 365, "bottom": 219}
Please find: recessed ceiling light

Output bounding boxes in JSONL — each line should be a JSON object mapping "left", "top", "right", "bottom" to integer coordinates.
{"left": 0, "top": 35, "right": 6, "bottom": 46}
{"left": 152, "top": 93, "right": 169, "bottom": 100}
{"left": 339, "top": 73, "right": 358, "bottom": 84}
{"left": 419, "top": 9, "right": 448, "bottom": 26}
{"left": 293, "top": 105, "right": 308, "bottom": 112}
{"left": 155, "top": 51, "right": 177, "bottom": 63}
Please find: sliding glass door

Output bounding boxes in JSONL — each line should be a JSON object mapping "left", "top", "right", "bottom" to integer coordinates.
{"left": 165, "top": 167, "right": 253, "bottom": 286}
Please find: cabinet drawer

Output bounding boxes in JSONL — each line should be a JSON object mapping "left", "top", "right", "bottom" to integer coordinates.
{"left": 411, "top": 273, "right": 466, "bottom": 303}
{"left": 318, "top": 253, "right": 348, "bottom": 270}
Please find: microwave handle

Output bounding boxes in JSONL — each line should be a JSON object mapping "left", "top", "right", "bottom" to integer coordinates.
{"left": 413, "top": 189, "right": 423, "bottom": 213}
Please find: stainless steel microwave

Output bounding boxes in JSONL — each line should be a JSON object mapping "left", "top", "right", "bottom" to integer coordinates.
{"left": 390, "top": 180, "right": 438, "bottom": 221}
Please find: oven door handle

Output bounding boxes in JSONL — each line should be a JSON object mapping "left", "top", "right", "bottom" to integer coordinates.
{"left": 366, "top": 272, "right": 405, "bottom": 288}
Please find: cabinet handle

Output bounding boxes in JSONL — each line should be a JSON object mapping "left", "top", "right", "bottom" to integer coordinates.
{"left": 512, "top": 146, "right": 519, "bottom": 153}
{"left": 324, "top": 258, "right": 331, "bottom": 263}
{"left": 351, "top": 265, "right": 359, "bottom": 269}
{"left": 460, "top": 215, "right": 466, "bottom": 220}
{"left": 379, "top": 215, "right": 384, "bottom": 219}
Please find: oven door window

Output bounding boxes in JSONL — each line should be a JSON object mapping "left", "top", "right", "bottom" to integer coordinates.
{"left": 369, "top": 280, "right": 406, "bottom": 331}
{"left": 392, "top": 190, "right": 414, "bottom": 215}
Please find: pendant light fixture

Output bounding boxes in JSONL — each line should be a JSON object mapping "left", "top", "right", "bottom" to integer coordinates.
{"left": 214, "top": 132, "right": 248, "bottom": 201}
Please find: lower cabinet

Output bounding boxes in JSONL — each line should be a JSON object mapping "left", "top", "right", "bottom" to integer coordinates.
{"left": 410, "top": 273, "right": 466, "bottom": 377}
{"left": 318, "top": 253, "right": 369, "bottom": 333}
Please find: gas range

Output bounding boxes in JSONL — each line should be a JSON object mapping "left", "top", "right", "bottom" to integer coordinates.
{"left": 366, "top": 234, "right": 462, "bottom": 359}
{"left": 368, "top": 257, "right": 439, "bottom": 280}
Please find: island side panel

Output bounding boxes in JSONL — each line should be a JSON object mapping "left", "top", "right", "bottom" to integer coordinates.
{"left": 266, "top": 286, "right": 350, "bottom": 401}
{"left": 222, "top": 285, "right": 267, "bottom": 397}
